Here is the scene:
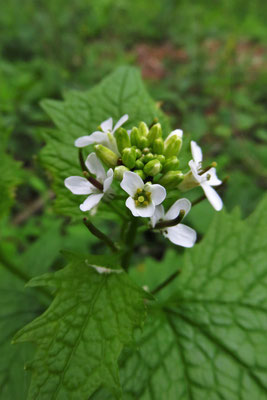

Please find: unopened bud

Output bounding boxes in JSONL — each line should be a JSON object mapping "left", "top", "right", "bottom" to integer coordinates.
{"left": 95, "top": 144, "right": 118, "bottom": 168}
{"left": 134, "top": 169, "right": 145, "bottom": 180}
{"left": 114, "top": 165, "right": 129, "bottom": 181}
{"left": 144, "top": 152, "right": 154, "bottom": 163}
{"left": 153, "top": 138, "right": 164, "bottom": 154}
{"left": 157, "top": 155, "right": 165, "bottom": 165}
{"left": 135, "top": 159, "right": 144, "bottom": 169}
{"left": 164, "top": 136, "right": 182, "bottom": 158}
{"left": 139, "top": 121, "right": 149, "bottom": 137}
{"left": 130, "top": 127, "right": 140, "bottom": 146}
{"left": 162, "top": 156, "right": 180, "bottom": 173}
{"left": 135, "top": 148, "right": 142, "bottom": 158}
{"left": 139, "top": 136, "right": 148, "bottom": 149}
{"left": 147, "top": 123, "right": 162, "bottom": 145}
{"left": 114, "top": 128, "right": 130, "bottom": 154}
{"left": 158, "top": 170, "right": 184, "bottom": 189}
{"left": 122, "top": 147, "right": 136, "bottom": 169}
{"left": 144, "top": 160, "right": 162, "bottom": 177}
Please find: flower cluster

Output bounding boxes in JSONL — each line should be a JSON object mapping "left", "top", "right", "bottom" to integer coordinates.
{"left": 65, "top": 115, "right": 223, "bottom": 248}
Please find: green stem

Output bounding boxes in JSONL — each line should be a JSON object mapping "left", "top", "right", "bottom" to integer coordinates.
{"left": 0, "top": 248, "right": 52, "bottom": 301}
{"left": 121, "top": 218, "right": 139, "bottom": 271}
{"left": 83, "top": 218, "right": 118, "bottom": 252}
{"left": 151, "top": 270, "right": 180, "bottom": 295}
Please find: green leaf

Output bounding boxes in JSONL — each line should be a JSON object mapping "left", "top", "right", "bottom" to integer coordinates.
{"left": 96, "top": 195, "right": 267, "bottom": 399}
{"left": 40, "top": 66, "right": 169, "bottom": 218}
{"left": 14, "top": 254, "right": 148, "bottom": 399}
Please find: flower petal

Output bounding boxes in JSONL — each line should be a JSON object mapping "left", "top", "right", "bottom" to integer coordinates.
{"left": 191, "top": 141, "right": 203, "bottom": 164}
{"left": 80, "top": 193, "right": 104, "bottom": 212}
{"left": 103, "top": 169, "right": 113, "bottom": 192}
{"left": 189, "top": 160, "right": 201, "bottom": 182}
{"left": 201, "top": 182, "right": 223, "bottom": 211}
{"left": 64, "top": 176, "right": 95, "bottom": 195}
{"left": 148, "top": 184, "right": 166, "bottom": 205}
{"left": 125, "top": 197, "right": 140, "bottom": 217}
{"left": 166, "top": 129, "right": 183, "bottom": 141}
{"left": 164, "top": 224, "right": 197, "bottom": 248}
{"left": 135, "top": 203, "right": 155, "bottom": 218}
{"left": 85, "top": 152, "right": 106, "bottom": 182}
{"left": 101, "top": 117, "right": 113, "bottom": 132}
{"left": 113, "top": 114, "right": 129, "bottom": 132}
{"left": 150, "top": 205, "right": 164, "bottom": 228}
{"left": 120, "top": 171, "right": 144, "bottom": 196}
{"left": 165, "top": 198, "right": 191, "bottom": 220}
{"left": 202, "top": 167, "right": 222, "bottom": 186}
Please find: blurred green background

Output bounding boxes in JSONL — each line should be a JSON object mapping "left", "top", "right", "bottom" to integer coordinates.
{"left": 1, "top": 0, "right": 267, "bottom": 266}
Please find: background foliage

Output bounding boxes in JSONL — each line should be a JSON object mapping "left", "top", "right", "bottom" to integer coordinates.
{"left": 0, "top": 0, "right": 267, "bottom": 398}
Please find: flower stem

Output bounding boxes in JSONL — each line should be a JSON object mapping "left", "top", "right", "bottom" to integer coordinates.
{"left": 151, "top": 270, "right": 180, "bottom": 295}
{"left": 83, "top": 218, "right": 118, "bottom": 252}
{"left": 154, "top": 210, "right": 185, "bottom": 229}
{"left": 121, "top": 218, "right": 139, "bottom": 271}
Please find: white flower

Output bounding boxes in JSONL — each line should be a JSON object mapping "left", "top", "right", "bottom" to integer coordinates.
{"left": 74, "top": 114, "right": 128, "bottom": 154}
{"left": 180, "top": 141, "right": 223, "bottom": 211}
{"left": 165, "top": 129, "right": 183, "bottom": 141}
{"left": 120, "top": 171, "right": 166, "bottom": 218}
{"left": 151, "top": 198, "right": 196, "bottom": 248}
{"left": 64, "top": 153, "right": 113, "bottom": 212}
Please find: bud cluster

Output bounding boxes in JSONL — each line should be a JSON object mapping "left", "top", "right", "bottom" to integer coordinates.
{"left": 95, "top": 121, "right": 184, "bottom": 189}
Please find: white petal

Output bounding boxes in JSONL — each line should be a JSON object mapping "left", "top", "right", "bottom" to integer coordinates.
{"left": 75, "top": 135, "right": 95, "bottom": 148}
{"left": 125, "top": 197, "right": 140, "bottom": 217}
{"left": 150, "top": 205, "right": 164, "bottom": 228}
{"left": 135, "top": 203, "right": 155, "bottom": 218}
{"left": 191, "top": 141, "right": 203, "bottom": 164}
{"left": 101, "top": 117, "right": 113, "bottom": 132}
{"left": 113, "top": 114, "right": 129, "bottom": 132}
{"left": 103, "top": 169, "right": 113, "bottom": 192}
{"left": 189, "top": 160, "right": 201, "bottom": 183}
{"left": 80, "top": 193, "right": 104, "bottom": 212}
{"left": 148, "top": 184, "right": 166, "bottom": 205}
{"left": 64, "top": 176, "right": 95, "bottom": 195}
{"left": 164, "top": 224, "right": 197, "bottom": 248}
{"left": 166, "top": 129, "right": 183, "bottom": 141}
{"left": 165, "top": 198, "right": 191, "bottom": 220}
{"left": 120, "top": 171, "right": 144, "bottom": 196}
{"left": 85, "top": 152, "right": 106, "bottom": 182}
{"left": 202, "top": 167, "right": 222, "bottom": 186}
{"left": 201, "top": 182, "right": 223, "bottom": 211}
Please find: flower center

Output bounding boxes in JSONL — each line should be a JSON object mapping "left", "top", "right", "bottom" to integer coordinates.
{"left": 134, "top": 188, "right": 151, "bottom": 207}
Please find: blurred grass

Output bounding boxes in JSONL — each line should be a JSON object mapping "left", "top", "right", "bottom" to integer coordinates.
{"left": 0, "top": 0, "right": 267, "bottom": 256}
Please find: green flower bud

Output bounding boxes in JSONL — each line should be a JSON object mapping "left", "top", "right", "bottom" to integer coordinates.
{"left": 147, "top": 123, "right": 162, "bottom": 145}
{"left": 143, "top": 152, "right": 154, "bottom": 163}
{"left": 139, "top": 136, "right": 148, "bottom": 149}
{"left": 162, "top": 156, "right": 180, "bottom": 173}
{"left": 138, "top": 121, "right": 149, "bottom": 137}
{"left": 135, "top": 159, "right": 144, "bottom": 169}
{"left": 114, "top": 127, "right": 130, "bottom": 154}
{"left": 164, "top": 136, "right": 182, "bottom": 158}
{"left": 144, "top": 159, "right": 162, "bottom": 177}
{"left": 114, "top": 165, "right": 129, "bottom": 181}
{"left": 122, "top": 147, "right": 136, "bottom": 169}
{"left": 134, "top": 169, "right": 146, "bottom": 180}
{"left": 158, "top": 170, "right": 184, "bottom": 189}
{"left": 130, "top": 127, "right": 140, "bottom": 146}
{"left": 135, "top": 148, "right": 142, "bottom": 158}
{"left": 153, "top": 138, "right": 164, "bottom": 154}
{"left": 157, "top": 154, "right": 165, "bottom": 165}
{"left": 95, "top": 144, "right": 118, "bottom": 168}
